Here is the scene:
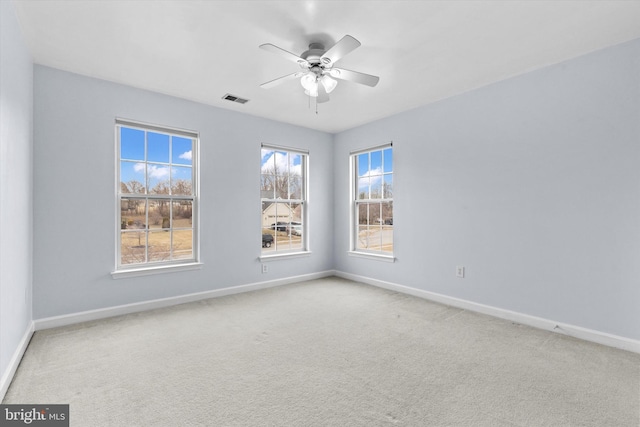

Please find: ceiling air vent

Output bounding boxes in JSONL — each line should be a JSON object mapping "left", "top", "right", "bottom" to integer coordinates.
{"left": 222, "top": 93, "right": 249, "bottom": 104}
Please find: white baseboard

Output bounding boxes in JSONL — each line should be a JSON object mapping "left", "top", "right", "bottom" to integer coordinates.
{"left": 334, "top": 271, "right": 640, "bottom": 354}
{"left": 34, "top": 270, "right": 335, "bottom": 331}
{"left": 0, "top": 322, "right": 34, "bottom": 401}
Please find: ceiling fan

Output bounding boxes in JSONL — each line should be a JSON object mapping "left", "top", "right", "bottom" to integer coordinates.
{"left": 259, "top": 35, "right": 379, "bottom": 103}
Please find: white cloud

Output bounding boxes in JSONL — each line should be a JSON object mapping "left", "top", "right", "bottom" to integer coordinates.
{"left": 358, "top": 167, "right": 383, "bottom": 188}
{"left": 148, "top": 165, "right": 170, "bottom": 179}
{"left": 134, "top": 163, "right": 170, "bottom": 180}
{"left": 179, "top": 150, "right": 192, "bottom": 161}
{"left": 360, "top": 167, "right": 383, "bottom": 178}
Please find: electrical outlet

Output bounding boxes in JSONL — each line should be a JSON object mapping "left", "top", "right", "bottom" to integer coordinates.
{"left": 262, "top": 264, "right": 268, "bottom": 274}
{"left": 456, "top": 266, "right": 465, "bottom": 278}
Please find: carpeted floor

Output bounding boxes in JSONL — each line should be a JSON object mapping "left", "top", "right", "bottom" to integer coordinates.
{"left": 4, "top": 277, "right": 640, "bottom": 426}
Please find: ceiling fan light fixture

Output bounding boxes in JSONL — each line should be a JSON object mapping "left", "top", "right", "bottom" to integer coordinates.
{"left": 321, "top": 75, "right": 337, "bottom": 93}
{"left": 304, "top": 85, "right": 319, "bottom": 97}
{"left": 300, "top": 73, "right": 317, "bottom": 91}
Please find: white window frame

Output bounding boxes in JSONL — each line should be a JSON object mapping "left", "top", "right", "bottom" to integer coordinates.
{"left": 349, "top": 142, "right": 395, "bottom": 262}
{"left": 260, "top": 143, "right": 310, "bottom": 260}
{"left": 112, "top": 119, "right": 201, "bottom": 278}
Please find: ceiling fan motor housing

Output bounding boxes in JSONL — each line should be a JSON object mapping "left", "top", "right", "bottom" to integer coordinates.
{"left": 301, "top": 43, "right": 328, "bottom": 66}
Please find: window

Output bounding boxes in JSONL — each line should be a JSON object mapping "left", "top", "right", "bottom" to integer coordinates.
{"left": 351, "top": 144, "right": 393, "bottom": 257}
{"left": 116, "top": 119, "right": 198, "bottom": 270}
{"left": 260, "top": 144, "right": 308, "bottom": 255}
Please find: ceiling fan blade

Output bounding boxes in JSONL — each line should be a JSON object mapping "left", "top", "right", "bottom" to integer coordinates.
{"left": 329, "top": 67, "right": 379, "bottom": 87}
{"left": 260, "top": 72, "right": 305, "bottom": 89}
{"left": 321, "top": 35, "right": 361, "bottom": 66}
{"left": 317, "top": 84, "right": 330, "bottom": 103}
{"left": 259, "top": 43, "right": 309, "bottom": 68}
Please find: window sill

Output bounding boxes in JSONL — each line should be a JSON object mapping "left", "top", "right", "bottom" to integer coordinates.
{"left": 348, "top": 251, "right": 396, "bottom": 263}
{"left": 259, "top": 251, "right": 312, "bottom": 262}
{"left": 111, "top": 262, "right": 203, "bottom": 279}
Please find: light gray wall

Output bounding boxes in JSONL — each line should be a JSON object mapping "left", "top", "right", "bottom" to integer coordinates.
{"left": 0, "top": 0, "right": 33, "bottom": 381}
{"left": 32, "top": 66, "right": 334, "bottom": 319}
{"left": 17, "top": 27, "right": 640, "bottom": 345}
{"left": 334, "top": 39, "right": 640, "bottom": 340}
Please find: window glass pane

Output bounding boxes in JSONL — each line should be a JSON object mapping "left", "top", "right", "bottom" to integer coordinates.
{"left": 368, "top": 202, "right": 382, "bottom": 226}
{"left": 172, "top": 200, "right": 192, "bottom": 228}
{"left": 276, "top": 232, "right": 291, "bottom": 250}
{"left": 356, "top": 225, "right": 369, "bottom": 251}
{"left": 357, "top": 153, "right": 369, "bottom": 177}
{"left": 289, "top": 176, "right": 302, "bottom": 199}
{"left": 383, "top": 174, "right": 393, "bottom": 199}
{"left": 383, "top": 148, "right": 393, "bottom": 173}
{"left": 289, "top": 153, "right": 302, "bottom": 177}
{"left": 262, "top": 150, "right": 287, "bottom": 176}
{"left": 121, "top": 231, "right": 147, "bottom": 264}
{"left": 261, "top": 149, "right": 274, "bottom": 171}
{"left": 120, "top": 127, "right": 145, "bottom": 161}
{"left": 172, "top": 136, "right": 193, "bottom": 165}
{"left": 290, "top": 229, "right": 302, "bottom": 250}
{"left": 357, "top": 203, "right": 368, "bottom": 225}
{"left": 148, "top": 199, "right": 171, "bottom": 230}
{"left": 147, "top": 164, "right": 170, "bottom": 194}
{"left": 274, "top": 202, "right": 292, "bottom": 250}
{"left": 121, "top": 198, "right": 146, "bottom": 230}
{"left": 261, "top": 175, "right": 275, "bottom": 199}
{"left": 172, "top": 229, "right": 193, "bottom": 260}
{"left": 370, "top": 176, "right": 382, "bottom": 199}
{"left": 262, "top": 226, "right": 275, "bottom": 251}
{"left": 171, "top": 166, "right": 192, "bottom": 195}
{"left": 261, "top": 200, "right": 275, "bottom": 251}
{"left": 358, "top": 177, "right": 369, "bottom": 199}
{"left": 120, "top": 161, "right": 146, "bottom": 194}
{"left": 262, "top": 201, "right": 275, "bottom": 230}
{"left": 275, "top": 175, "right": 289, "bottom": 199}
{"left": 382, "top": 201, "right": 393, "bottom": 226}
{"left": 382, "top": 201, "right": 393, "bottom": 253}
{"left": 290, "top": 202, "right": 302, "bottom": 232}
{"left": 369, "top": 226, "right": 383, "bottom": 251}
{"left": 148, "top": 231, "right": 171, "bottom": 262}
{"left": 147, "top": 132, "right": 170, "bottom": 163}
{"left": 275, "top": 151, "right": 288, "bottom": 176}
{"left": 371, "top": 150, "right": 382, "bottom": 173}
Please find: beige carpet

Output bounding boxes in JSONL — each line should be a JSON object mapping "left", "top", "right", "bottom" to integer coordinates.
{"left": 4, "top": 277, "right": 640, "bottom": 426}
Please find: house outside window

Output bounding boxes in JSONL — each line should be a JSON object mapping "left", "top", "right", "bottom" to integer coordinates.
{"left": 351, "top": 143, "right": 393, "bottom": 258}
{"left": 116, "top": 119, "right": 198, "bottom": 271}
{"left": 260, "top": 144, "right": 308, "bottom": 255}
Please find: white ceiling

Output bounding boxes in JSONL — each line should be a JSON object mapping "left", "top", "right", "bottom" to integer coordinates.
{"left": 11, "top": 0, "right": 640, "bottom": 133}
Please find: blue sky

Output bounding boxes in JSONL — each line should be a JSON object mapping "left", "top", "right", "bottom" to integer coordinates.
{"left": 357, "top": 148, "right": 392, "bottom": 197}
{"left": 120, "top": 127, "right": 193, "bottom": 186}
{"left": 357, "top": 148, "right": 392, "bottom": 176}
